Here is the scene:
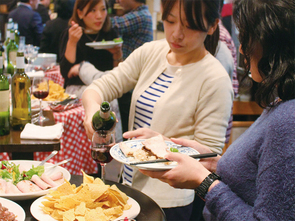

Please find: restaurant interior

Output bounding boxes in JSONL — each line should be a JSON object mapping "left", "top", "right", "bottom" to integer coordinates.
{"left": 0, "top": 0, "right": 267, "bottom": 220}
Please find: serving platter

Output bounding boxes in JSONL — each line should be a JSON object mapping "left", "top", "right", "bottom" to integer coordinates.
{"left": 30, "top": 195, "right": 140, "bottom": 221}
{"left": 0, "top": 160, "right": 71, "bottom": 201}
{"left": 86, "top": 41, "right": 123, "bottom": 49}
{"left": 0, "top": 197, "right": 26, "bottom": 221}
{"left": 110, "top": 139, "right": 199, "bottom": 171}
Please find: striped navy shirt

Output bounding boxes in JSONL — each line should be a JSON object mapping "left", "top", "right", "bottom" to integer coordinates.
{"left": 122, "top": 64, "right": 179, "bottom": 186}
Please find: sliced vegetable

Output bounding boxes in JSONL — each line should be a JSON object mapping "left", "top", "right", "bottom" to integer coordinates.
{"left": 170, "top": 147, "right": 179, "bottom": 152}
{"left": 113, "top": 37, "right": 123, "bottom": 43}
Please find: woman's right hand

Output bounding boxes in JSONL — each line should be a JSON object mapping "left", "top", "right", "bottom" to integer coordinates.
{"left": 83, "top": 114, "right": 95, "bottom": 140}
{"left": 68, "top": 21, "right": 83, "bottom": 45}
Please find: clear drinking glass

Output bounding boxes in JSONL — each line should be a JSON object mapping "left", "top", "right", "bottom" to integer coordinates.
{"left": 31, "top": 77, "right": 49, "bottom": 125}
{"left": 91, "top": 131, "right": 115, "bottom": 182}
{"left": 18, "top": 36, "right": 25, "bottom": 52}
{"left": 24, "top": 45, "right": 38, "bottom": 72}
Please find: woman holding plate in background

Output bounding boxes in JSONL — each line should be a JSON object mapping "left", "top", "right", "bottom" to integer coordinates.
{"left": 82, "top": 0, "right": 233, "bottom": 219}
{"left": 59, "top": 0, "right": 123, "bottom": 97}
{"left": 59, "top": 0, "right": 123, "bottom": 142}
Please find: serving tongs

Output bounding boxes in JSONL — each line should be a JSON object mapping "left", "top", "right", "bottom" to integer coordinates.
{"left": 129, "top": 153, "right": 218, "bottom": 165}
{"left": 46, "top": 158, "right": 72, "bottom": 169}
{"left": 38, "top": 150, "right": 58, "bottom": 166}
{"left": 51, "top": 97, "right": 79, "bottom": 106}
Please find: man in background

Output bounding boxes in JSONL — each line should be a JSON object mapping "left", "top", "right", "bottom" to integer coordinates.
{"left": 110, "top": 0, "right": 153, "bottom": 134}
{"left": 34, "top": 0, "right": 50, "bottom": 26}
{"left": 8, "top": 0, "right": 43, "bottom": 46}
{"left": 111, "top": 0, "right": 153, "bottom": 60}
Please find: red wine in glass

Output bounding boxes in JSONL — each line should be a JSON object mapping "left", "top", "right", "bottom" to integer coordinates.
{"left": 91, "top": 132, "right": 115, "bottom": 182}
{"left": 33, "top": 91, "right": 49, "bottom": 99}
{"left": 91, "top": 145, "right": 113, "bottom": 164}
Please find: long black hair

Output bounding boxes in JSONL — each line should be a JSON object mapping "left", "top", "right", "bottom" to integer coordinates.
{"left": 161, "top": 0, "right": 220, "bottom": 55}
{"left": 233, "top": 0, "right": 295, "bottom": 107}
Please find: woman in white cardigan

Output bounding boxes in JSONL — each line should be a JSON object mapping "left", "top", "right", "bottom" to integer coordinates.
{"left": 82, "top": 0, "right": 233, "bottom": 219}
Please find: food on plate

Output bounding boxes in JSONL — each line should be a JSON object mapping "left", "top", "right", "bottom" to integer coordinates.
{"left": 0, "top": 202, "right": 17, "bottom": 221}
{"left": 31, "top": 175, "right": 51, "bottom": 190}
{"left": 113, "top": 37, "right": 123, "bottom": 43}
{"left": 119, "top": 135, "right": 177, "bottom": 162}
{"left": 0, "top": 161, "right": 65, "bottom": 194}
{"left": 31, "top": 80, "right": 69, "bottom": 102}
{"left": 17, "top": 180, "right": 42, "bottom": 193}
{"left": 41, "top": 171, "right": 132, "bottom": 221}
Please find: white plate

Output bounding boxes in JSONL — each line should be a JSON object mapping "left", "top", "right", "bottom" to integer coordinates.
{"left": 0, "top": 197, "right": 26, "bottom": 221}
{"left": 30, "top": 195, "right": 140, "bottom": 221}
{"left": 110, "top": 140, "right": 199, "bottom": 171}
{"left": 0, "top": 160, "right": 71, "bottom": 201}
{"left": 86, "top": 41, "right": 123, "bottom": 49}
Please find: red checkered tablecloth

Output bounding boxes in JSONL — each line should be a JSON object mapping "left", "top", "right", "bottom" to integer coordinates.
{"left": 34, "top": 106, "right": 98, "bottom": 175}
{"left": 44, "top": 66, "right": 64, "bottom": 87}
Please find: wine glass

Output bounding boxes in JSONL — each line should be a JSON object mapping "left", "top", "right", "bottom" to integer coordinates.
{"left": 30, "top": 46, "right": 39, "bottom": 65}
{"left": 91, "top": 131, "right": 115, "bottom": 182}
{"left": 31, "top": 77, "right": 49, "bottom": 125}
{"left": 24, "top": 44, "right": 33, "bottom": 71}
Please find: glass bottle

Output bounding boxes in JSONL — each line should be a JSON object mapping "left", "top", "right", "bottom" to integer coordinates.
{"left": 14, "top": 23, "right": 20, "bottom": 46}
{"left": 11, "top": 52, "right": 31, "bottom": 130}
{"left": 92, "top": 101, "right": 116, "bottom": 133}
{"left": 0, "top": 51, "right": 10, "bottom": 135}
{"left": 4, "top": 18, "right": 13, "bottom": 48}
{"left": 6, "top": 30, "right": 18, "bottom": 75}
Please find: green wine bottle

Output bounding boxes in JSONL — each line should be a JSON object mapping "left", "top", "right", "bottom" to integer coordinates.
{"left": 11, "top": 52, "right": 31, "bottom": 131}
{"left": 4, "top": 18, "right": 13, "bottom": 48}
{"left": 6, "top": 29, "right": 18, "bottom": 73}
{"left": 0, "top": 51, "right": 10, "bottom": 136}
{"left": 92, "top": 101, "right": 116, "bottom": 133}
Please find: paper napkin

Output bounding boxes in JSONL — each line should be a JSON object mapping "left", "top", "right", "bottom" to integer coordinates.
{"left": 20, "top": 123, "right": 64, "bottom": 140}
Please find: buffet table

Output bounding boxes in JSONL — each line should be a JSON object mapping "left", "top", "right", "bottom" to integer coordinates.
{"left": 34, "top": 106, "right": 98, "bottom": 175}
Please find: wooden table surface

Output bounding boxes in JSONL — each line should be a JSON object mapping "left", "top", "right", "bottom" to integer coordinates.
{"left": 0, "top": 111, "right": 60, "bottom": 159}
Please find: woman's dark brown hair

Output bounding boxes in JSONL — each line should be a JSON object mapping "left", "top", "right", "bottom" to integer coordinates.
{"left": 69, "top": 0, "right": 111, "bottom": 32}
{"left": 161, "top": 0, "right": 220, "bottom": 55}
{"left": 233, "top": 0, "right": 295, "bottom": 107}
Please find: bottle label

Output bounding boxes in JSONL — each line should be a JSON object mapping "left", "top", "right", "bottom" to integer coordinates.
{"left": 0, "top": 90, "right": 9, "bottom": 112}
{"left": 9, "top": 51, "right": 17, "bottom": 66}
{"left": 16, "top": 56, "right": 25, "bottom": 69}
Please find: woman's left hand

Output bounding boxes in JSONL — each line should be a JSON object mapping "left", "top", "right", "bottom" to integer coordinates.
{"left": 139, "top": 152, "right": 210, "bottom": 189}
{"left": 123, "top": 128, "right": 168, "bottom": 140}
{"left": 68, "top": 64, "right": 80, "bottom": 78}
{"left": 107, "top": 45, "right": 123, "bottom": 64}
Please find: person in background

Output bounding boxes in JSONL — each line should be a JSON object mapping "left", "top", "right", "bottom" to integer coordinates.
{"left": 8, "top": 0, "right": 43, "bottom": 46}
{"left": 81, "top": 0, "right": 233, "bottom": 219}
{"left": 111, "top": 0, "right": 153, "bottom": 60}
{"left": 140, "top": 0, "right": 295, "bottom": 220}
{"left": 34, "top": 0, "right": 50, "bottom": 25}
{"left": 39, "top": 0, "right": 75, "bottom": 62}
{"left": 59, "top": 0, "right": 122, "bottom": 93}
{"left": 110, "top": 0, "right": 153, "bottom": 135}
{"left": 59, "top": 0, "right": 123, "bottom": 142}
